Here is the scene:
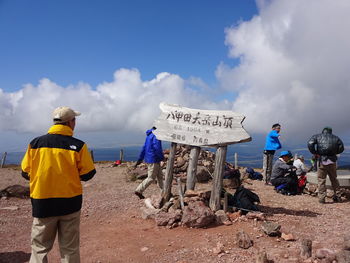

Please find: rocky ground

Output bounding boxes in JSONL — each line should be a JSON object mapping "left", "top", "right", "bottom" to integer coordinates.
{"left": 0, "top": 163, "right": 349, "bottom": 263}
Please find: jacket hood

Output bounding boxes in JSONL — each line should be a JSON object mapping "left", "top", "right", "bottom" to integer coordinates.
{"left": 322, "top": 127, "right": 332, "bottom": 134}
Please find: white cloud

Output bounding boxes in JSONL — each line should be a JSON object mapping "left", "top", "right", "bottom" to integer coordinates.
{"left": 217, "top": 0, "right": 350, "bottom": 139}
{"left": 0, "top": 68, "right": 224, "bottom": 135}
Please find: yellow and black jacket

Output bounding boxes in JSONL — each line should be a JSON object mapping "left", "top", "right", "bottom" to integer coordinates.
{"left": 21, "top": 124, "right": 96, "bottom": 218}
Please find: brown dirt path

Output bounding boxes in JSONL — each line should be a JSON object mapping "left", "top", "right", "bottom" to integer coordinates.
{"left": 0, "top": 163, "right": 349, "bottom": 263}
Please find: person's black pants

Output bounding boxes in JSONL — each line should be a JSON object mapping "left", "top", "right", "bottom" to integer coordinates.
{"left": 271, "top": 175, "right": 298, "bottom": 194}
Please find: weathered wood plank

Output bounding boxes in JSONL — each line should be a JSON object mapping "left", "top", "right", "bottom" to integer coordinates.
{"left": 209, "top": 145, "right": 227, "bottom": 211}
{"left": 161, "top": 142, "right": 177, "bottom": 204}
{"left": 177, "top": 177, "right": 185, "bottom": 209}
{"left": 153, "top": 103, "right": 251, "bottom": 147}
{"left": 1, "top": 152, "right": 7, "bottom": 168}
{"left": 186, "top": 146, "right": 200, "bottom": 190}
{"left": 119, "top": 149, "right": 124, "bottom": 162}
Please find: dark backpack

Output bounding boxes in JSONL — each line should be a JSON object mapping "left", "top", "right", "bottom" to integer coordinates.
{"left": 246, "top": 167, "right": 263, "bottom": 181}
{"left": 231, "top": 186, "right": 260, "bottom": 214}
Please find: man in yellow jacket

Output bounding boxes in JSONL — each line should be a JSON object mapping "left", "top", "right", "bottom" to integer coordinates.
{"left": 21, "top": 106, "right": 96, "bottom": 263}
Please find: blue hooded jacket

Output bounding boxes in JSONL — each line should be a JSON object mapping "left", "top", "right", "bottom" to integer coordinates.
{"left": 264, "top": 130, "right": 282, "bottom": 151}
{"left": 138, "top": 128, "right": 164, "bottom": 163}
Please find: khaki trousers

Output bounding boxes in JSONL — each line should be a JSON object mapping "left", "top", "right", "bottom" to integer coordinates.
{"left": 30, "top": 211, "right": 81, "bottom": 263}
{"left": 317, "top": 163, "right": 340, "bottom": 201}
{"left": 136, "top": 163, "right": 164, "bottom": 194}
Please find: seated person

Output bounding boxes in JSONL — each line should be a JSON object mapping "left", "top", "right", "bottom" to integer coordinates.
{"left": 293, "top": 155, "right": 308, "bottom": 176}
{"left": 293, "top": 155, "right": 309, "bottom": 193}
{"left": 271, "top": 151, "right": 298, "bottom": 195}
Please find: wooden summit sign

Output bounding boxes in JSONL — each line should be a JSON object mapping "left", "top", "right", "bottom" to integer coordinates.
{"left": 154, "top": 102, "right": 252, "bottom": 212}
{"left": 153, "top": 103, "right": 251, "bottom": 146}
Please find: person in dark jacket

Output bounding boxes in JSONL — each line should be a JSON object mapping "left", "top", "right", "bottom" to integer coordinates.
{"left": 271, "top": 151, "right": 298, "bottom": 195}
{"left": 263, "top": 123, "right": 282, "bottom": 184}
{"left": 134, "top": 127, "right": 164, "bottom": 199}
{"left": 308, "top": 127, "right": 344, "bottom": 203}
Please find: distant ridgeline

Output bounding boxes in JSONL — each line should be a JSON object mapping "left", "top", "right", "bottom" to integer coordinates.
{"left": 2, "top": 144, "right": 350, "bottom": 169}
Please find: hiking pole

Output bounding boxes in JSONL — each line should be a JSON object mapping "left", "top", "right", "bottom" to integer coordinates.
{"left": 230, "top": 206, "right": 261, "bottom": 213}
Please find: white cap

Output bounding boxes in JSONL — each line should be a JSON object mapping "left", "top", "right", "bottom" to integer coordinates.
{"left": 52, "top": 106, "right": 81, "bottom": 124}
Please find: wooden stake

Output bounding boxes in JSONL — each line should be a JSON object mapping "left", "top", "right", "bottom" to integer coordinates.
{"left": 223, "top": 192, "right": 228, "bottom": 213}
{"left": 209, "top": 145, "right": 227, "bottom": 211}
{"left": 186, "top": 146, "right": 200, "bottom": 191}
{"left": 161, "top": 142, "right": 177, "bottom": 204}
{"left": 177, "top": 177, "right": 185, "bottom": 209}
{"left": 234, "top": 152, "right": 238, "bottom": 168}
{"left": 1, "top": 152, "right": 7, "bottom": 168}
{"left": 119, "top": 149, "right": 124, "bottom": 162}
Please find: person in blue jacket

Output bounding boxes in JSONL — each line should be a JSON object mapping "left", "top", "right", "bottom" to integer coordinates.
{"left": 134, "top": 127, "right": 164, "bottom": 199}
{"left": 263, "top": 123, "right": 282, "bottom": 184}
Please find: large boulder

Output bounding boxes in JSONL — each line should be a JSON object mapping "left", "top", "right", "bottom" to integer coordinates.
{"left": 181, "top": 201, "right": 215, "bottom": 228}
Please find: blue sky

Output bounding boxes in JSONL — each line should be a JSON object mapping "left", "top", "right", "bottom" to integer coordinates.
{"left": 0, "top": 0, "right": 257, "bottom": 91}
{"left": 0, "top": 0, "right": 350, "bottom": 155}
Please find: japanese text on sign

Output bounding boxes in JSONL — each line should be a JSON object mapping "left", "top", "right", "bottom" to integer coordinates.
{"left": 166, "top": 111, "right": 238, "bottom": 129}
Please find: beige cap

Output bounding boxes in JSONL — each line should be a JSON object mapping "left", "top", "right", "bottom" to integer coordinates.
{"left": 52, "top": 106, "right": 81, "bottom": 124}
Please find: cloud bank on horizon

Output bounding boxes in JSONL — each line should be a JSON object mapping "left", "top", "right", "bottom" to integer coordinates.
{"left": 218, "top": 0, "right": 350, "bottom": 138}
{"left": 1, "top": 0, "right": 349, "bottom": 141}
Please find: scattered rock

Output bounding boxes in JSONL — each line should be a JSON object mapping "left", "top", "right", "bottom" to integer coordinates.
{"left": 212, "top": 242, "right": 224, "bottom": 254}
{"left": 155, "top": 210, "right": 182, "bottom": 227}
{"left": 281, "top": 232, "right": 296, "bottom": 241}
{"left": 300, "top": 239, "right": 312, "bottom": 259}
{"left": 343, "top": 234, "right": 350, "bottom": 251}
{"left": 336, "top": 250, "right": 350, "bottom": 263}
{"left": 0, "top": 185, "right": 29, "bottom": 198}
{"left": 0, "top": 206, "right": 19, "bottom": 211}
{"left": 227, "top": 211, "right": 242, "bottom": 221}
{"left": 236, "top": 230, "right": 253, "bottom": 249}
{"left": 255, "top": 251, "right": 269, "bottom": 263}
{"left": 315, "top": 248, "right": 335, "bottom": 259}
{"left": 150, "top": 194, "right": 163, "bottom": 209}
{"left": 246, "top": 212, "right": 266, "bottom": 221}
{"left": 140, "top": 207, "right": 159, "bottom": 220}
{"left": 261, "top": 221, "right": 281, "bottom": 236}
{"left": 140, "top": 247, "right": 149, "bottom": 252}
{"left": 215, "top": 210, "right": 229, "bottom": 225}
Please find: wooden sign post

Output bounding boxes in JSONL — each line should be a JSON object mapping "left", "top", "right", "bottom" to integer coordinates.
{"left": 154, "top": 103, "right": 251, "bottom": 210}
{"left": 186, "top": 146, "right": 200, "bottom": 191}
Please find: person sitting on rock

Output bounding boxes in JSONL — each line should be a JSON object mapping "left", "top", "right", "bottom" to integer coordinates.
{"left": 271, "top": 151, "right": 298, "bottom": 195}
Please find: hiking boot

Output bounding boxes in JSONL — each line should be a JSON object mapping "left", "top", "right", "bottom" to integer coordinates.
{"left": 332, "top": 196, "right": 341, "bottom": 203}
{"left": 134, "top": 191, "right": 145, "bottom": 199}
{"left": 318, "top": 199, "right": 325, "bottom": 204}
